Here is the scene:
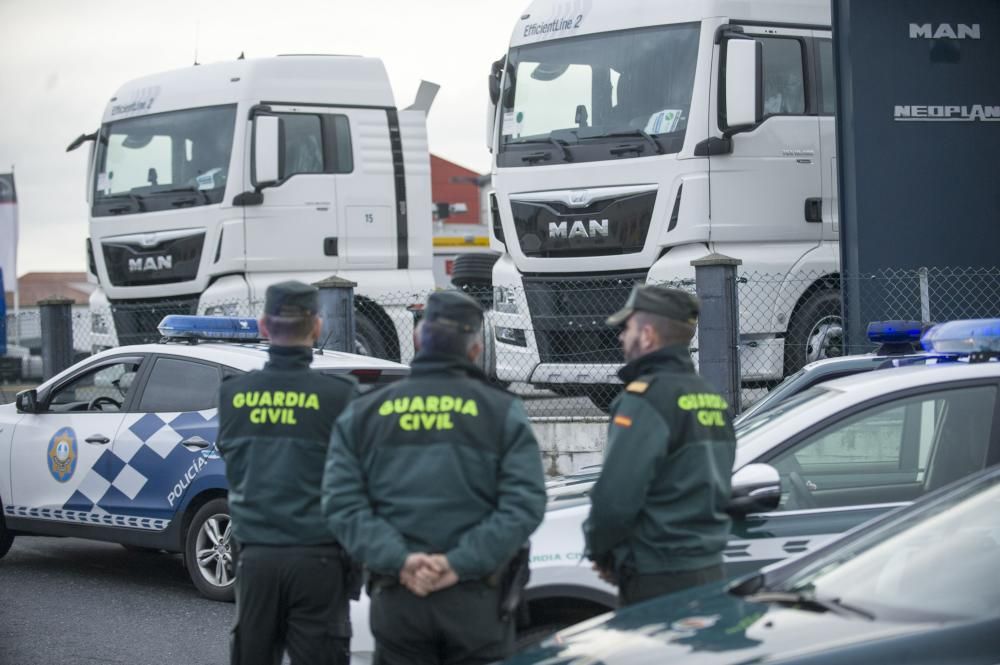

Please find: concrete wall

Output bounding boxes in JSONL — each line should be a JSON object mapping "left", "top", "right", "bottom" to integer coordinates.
{"left": 531, "top": 417, "right": 607, "bottom": 476}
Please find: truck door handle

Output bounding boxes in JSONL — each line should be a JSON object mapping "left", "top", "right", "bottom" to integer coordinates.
{"left": 804, "top": 197, "right": 822, "bottom": 223}
{"left": 85, "top": 435, "right": 111, "bottom": 445}
{"left": 181, "top": 436, "right": 211, "bottom": 451}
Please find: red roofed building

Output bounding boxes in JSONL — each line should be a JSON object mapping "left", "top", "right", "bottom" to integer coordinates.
{"left": 431, "top": 155, "right": 482, "bottom": 225}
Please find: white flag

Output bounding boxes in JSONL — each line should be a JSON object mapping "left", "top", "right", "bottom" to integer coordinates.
{"left": 0, "top": 173, "right": 17, "bottom": 294}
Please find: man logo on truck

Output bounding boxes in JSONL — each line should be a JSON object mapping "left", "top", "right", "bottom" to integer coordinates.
{"left": 909, "top": 23, "right": 980, "bottom": 40}
{"left": 548, "top": 219, "right": 610, "bottom": 240}
{"left": 128, "top": 256, "right": 173, "bottom": 273}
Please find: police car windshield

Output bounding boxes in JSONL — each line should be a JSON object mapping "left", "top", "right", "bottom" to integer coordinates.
{"left": 736, "top": 386, "right": 834, "bottom": 443}
{"left": 780, "top": 474, "right": 1000, "bottom": 621}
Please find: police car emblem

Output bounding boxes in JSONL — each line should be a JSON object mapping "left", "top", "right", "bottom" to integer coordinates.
{"left": 47, "top": 427, "right": 78, "bottom": 482}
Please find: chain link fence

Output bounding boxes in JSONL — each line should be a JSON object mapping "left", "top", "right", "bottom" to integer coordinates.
{"left": 5, "top": 266, "right": 1000, "bottom": 415}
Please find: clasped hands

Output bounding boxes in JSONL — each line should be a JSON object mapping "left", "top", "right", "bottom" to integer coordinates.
{"left": 399, "top": 552, "right": 459, "bottom": 597}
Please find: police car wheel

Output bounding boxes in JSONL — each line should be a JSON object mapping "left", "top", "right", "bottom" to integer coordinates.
{"left": 0, "top": 519, "right": 13, "bottom": 559}
{"left": 184, "top": 499, "right": 236, "bottom": 602}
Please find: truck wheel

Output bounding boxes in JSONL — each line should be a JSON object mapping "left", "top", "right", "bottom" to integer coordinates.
{"left": 784, "top": 289, "right": 843, "bottom": 375}
{"left": 354, "top": 312, "right": 389, "bottom": 359}
{"left": 184, "top": 498, "right": 236, "bottom": 602}
{"left": 450, "top": 253, "right": 500, "bottom": 288}
{"left": 452, "top": 253, "right": 500, "bottom": 309}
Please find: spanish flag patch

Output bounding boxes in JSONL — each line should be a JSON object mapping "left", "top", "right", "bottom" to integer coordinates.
{"left": 613, "top": 415, "right": 633, "bottom": 428}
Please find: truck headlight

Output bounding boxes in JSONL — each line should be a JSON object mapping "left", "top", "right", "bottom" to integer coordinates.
{"left": 495, "top": 327, "right": 527, "bottom": 347}
{"left": 494, "top": 287, "right": 519, "bottom": 314}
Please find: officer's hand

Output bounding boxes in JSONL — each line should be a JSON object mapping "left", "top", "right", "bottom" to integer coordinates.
{"left": 425, "top": 555, "right": 459, "bottom": 592}
{"left": 593, "top": 562, "right": 617, "bottom": 585}
{"left": 400, "top": 553, "right": 442, "bottom": 597}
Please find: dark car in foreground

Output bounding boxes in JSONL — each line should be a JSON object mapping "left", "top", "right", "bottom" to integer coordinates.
{"left": 504, "top": 464, "right": 1000, "bottom": 664}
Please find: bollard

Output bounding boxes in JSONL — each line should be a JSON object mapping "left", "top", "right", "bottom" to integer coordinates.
{"left": 39, "top": 298, "right": 75, "bottom": 380}
{"left": 691, "top": 254, "right": 742, "bottom": 415}
{"left": 313, "top": 276, "right": 357, "bottom": 353}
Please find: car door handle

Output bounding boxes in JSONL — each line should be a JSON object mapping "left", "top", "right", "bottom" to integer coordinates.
{"left": 85, "top": 435, "right": 111, "bottom": 445}
{"left": 181, "top": 436, "right": 211, "bottom": 451}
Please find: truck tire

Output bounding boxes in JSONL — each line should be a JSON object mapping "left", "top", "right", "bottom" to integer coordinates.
{"left": 784, "top": 289, "right": 843, "bottom": 375}
{"left": 450, "top": 253, "right": 500, "bottom": 288}
{"left": 184, "top": 498, "right": 236, "bottom": 602}
{"left": 354, "top": 312, "right": 390, "bottom": 359}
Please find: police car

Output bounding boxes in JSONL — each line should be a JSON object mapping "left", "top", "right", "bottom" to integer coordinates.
{"left": 508, "top": 319, "right": 1000, "bottom": 642}
{"left": 0, "top": 316, "right": 408, "bottom": 601}
{"left": 503, "top": 464, "right": 1000, "bottom": 664}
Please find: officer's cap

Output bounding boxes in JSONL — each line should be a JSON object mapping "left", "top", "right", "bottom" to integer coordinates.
{"left": 423, "top": 290, "right": 483, "bottom": 332}
{"left": 606, "top": 284, "right": 699, "bottom": 327}
{"left": 264, "top": 281, "right": 318, "bottom": 318}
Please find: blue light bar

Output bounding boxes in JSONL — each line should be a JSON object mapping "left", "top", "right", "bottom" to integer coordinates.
{"left": 866, "top": 320, "right": 923, "bottom": 344}
{"left": 921, "top": 319, "right": 1000, "bottom": 354}
{"left": 158, "top": 315, "right": 261, "bottom": 341}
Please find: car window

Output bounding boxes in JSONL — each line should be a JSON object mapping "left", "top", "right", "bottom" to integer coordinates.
{"left": 138, "top": 357, "right": 222, "bottom": 412}
{"left": 48, "top": 360, "right": 143, "bottom": 413}
{"left": 769, "top": 385, "right": 997, "bottom": 511}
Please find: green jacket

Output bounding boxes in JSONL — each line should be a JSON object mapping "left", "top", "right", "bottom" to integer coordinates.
{"left": 218, "top": 345, "right": 358, "bottom": 546}
{"left": 322, "top": 352, "right": 546, "bottom": 580}
{"left": 584, "top": 345, "right": 736, "bottom": 575}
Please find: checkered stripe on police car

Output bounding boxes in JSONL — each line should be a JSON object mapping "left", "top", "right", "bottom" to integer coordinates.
{"left": 58, "top": 410, "right": 218, "bottom": 528}
{"left": 4, "top": 504, "right": 169, "bottom": 531}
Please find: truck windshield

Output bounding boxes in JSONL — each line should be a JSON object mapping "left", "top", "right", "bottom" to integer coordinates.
{"left": 499, "top": 23, "right": 700, "bottom": 166}
{"left": 93, "top": 105, "right": 237, "bottom": 217}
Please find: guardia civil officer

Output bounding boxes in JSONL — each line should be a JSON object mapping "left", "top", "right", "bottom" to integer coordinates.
{"left": 323, "top": 290, "right": 547, "bottom": 665}
{"left": 584, "top": 285, "right": 737, "bottom": 606}
{"left": 218, "top": 281, "right": 358, "bottom": 665}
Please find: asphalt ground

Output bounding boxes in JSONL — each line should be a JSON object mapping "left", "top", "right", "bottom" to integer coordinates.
{"left": 0, "top": 536, "right": 233, "bottom": 665}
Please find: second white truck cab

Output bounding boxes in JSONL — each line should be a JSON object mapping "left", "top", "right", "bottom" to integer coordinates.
{"left": 75, "top": 55, "right": 437, "bottom": 360}
{"left": 486, "top": 0, "right": 841, "bottom": 406}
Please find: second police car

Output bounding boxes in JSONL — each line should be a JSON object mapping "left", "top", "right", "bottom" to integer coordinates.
{"left": 0, "top": 316, "right": 408, "bottom": 601}
{"left": 511, "top": 318, "right": 1000, "bottom": 642}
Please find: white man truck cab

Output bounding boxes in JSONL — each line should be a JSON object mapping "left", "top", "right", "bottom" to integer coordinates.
{"left": 486, "top": 0, "right": 839, "bottom": 405}
{"left": 72, "top": 56, "right": 436, "bottom": 361}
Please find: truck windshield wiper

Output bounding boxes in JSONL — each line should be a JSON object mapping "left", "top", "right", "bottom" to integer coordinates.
{"left": 515, "top": 137, "right": 573, "bottom": 164}
{"left": 747, "top": 590, "right": 876, "bottom": 621}
{"left": 157, "top": 186, "right": 213, "bottom": 205}
{"left": 593, "top": 130, "right": 664, "bottom": 155}
{"left": 105, "top": 192, "right": 146, "bottom": 214}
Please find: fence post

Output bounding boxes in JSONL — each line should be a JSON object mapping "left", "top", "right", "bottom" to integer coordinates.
{"left": 691, "top": 254, "right": 742, "bottom": 414}
{"left": 313, "top": 276, "right": 357, "bottom": 353}
{"left": 918, "top": 267, "right": 931, "bottom": 323}
{"left": 39, "top": 298, "right": 74, "bottom": 380}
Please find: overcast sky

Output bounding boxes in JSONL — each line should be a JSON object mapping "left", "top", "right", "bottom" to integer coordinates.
{"left": 0, "top": 0, "right": 525, "bottom": 276}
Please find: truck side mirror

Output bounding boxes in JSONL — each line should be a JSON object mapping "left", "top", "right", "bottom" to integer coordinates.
{"left": 487, "top": 56, "right": 505, "bottom": 152}
{"left": 252, "top": 115, "right": 283, "bottom": 189}
{"left": 728, "top": 463, "right": 781, "bottom": 516}
{"left": 722, "top": 39, "right": 762, "bottom": 133}
{"left": 16, "top": 389, "right": 39, "bottom": 414}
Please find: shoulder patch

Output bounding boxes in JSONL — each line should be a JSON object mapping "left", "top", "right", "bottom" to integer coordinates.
{"left": 626, "top": 381, "right": 649, "bottom": 394}
{"left": 612, "top": 414, "right": 633, "bottom": 428}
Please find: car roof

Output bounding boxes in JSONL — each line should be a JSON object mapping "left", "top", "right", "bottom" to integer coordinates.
{"left": 86, "top": 341, "right": 409, "bottom": 373}
{"left": 736, "top": 361, "right": 1000, "bottom": 467}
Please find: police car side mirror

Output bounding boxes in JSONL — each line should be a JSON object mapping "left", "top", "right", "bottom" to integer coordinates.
{"left": 728, "top": 463, "right": 781, "bottom": 516}
{"left": 15, "top": 389, "right": 39, "bottom": 414}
